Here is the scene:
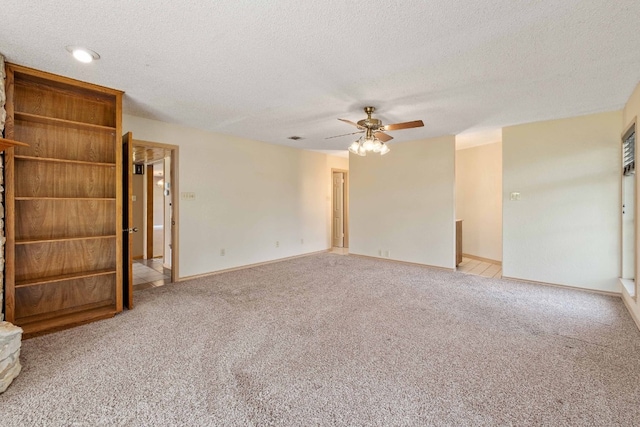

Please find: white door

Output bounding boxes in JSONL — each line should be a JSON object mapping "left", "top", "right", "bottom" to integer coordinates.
{"left": 333, "top": 172, "right": 344, "bottom": 248}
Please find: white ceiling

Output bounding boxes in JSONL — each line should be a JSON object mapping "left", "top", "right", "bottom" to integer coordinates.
{"left": 2, "top": 1, "right": 639, "bottom": 153}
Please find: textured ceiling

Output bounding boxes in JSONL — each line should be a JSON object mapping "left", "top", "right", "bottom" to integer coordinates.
{"left": 2, "top": 1, "right": 640, "bottom": 153}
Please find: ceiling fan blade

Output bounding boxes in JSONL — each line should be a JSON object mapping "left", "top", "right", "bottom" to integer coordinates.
{"left": 324, "top": 130, "right": 364, "bottom": 140}
{"left": 374, "top": 132, "right": 393, "bottom": 142}
{"left": 383, "top": 120, "right": 424, "bottom": 131}
{"left": 338, "top": 118, "right": 360, "bottom": 128}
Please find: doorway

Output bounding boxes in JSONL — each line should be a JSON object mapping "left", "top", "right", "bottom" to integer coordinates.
{"left": 122, "top": 133, "right": 179, "bottom": 306}
{"left": 454, "top": 139, "right": 503, "bottom": 277}
{"left": 146, "top": 161, "right": 168, "bottom": 264}
{"left": 131, "top": 159, "right": 173, "bottom": 291}
{"left": 332, "top": 169, "right": 349, "bottom": 250}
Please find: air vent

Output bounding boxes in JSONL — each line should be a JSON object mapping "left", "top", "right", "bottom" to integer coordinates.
{"left": 288, "top": 136, "right": 304, "bottom": 141}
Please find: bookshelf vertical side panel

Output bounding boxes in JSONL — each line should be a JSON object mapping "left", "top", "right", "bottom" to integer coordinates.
{"left": 115, "top": 93, "right": 123, "bottom": 313}
{"left": 4, "top": 66, "right": 17, "bottom": 322}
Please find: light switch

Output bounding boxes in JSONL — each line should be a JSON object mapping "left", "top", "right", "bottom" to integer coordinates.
{"left": 132, "top": 195, "right": 137, "bottom": 202}
{"left": 510, "top": 192, "right": 521, "bottom": 201}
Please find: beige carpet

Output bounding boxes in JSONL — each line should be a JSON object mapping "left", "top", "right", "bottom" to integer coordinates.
{"left": 2, "top": 253, "right": 640, "bottom": 426}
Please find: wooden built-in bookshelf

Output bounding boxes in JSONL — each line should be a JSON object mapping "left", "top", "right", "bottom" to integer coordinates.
{"left": 3, "top": 64, "right": 123, "bottom": 337}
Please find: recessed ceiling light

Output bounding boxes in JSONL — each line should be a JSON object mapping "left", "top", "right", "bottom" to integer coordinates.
{"left": 66, "top": 46, "right": 100, "bottom": 63}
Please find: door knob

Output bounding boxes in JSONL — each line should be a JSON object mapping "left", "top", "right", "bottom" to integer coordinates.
{"left": 123, "top": 227, "right": 139, "bottom": 233}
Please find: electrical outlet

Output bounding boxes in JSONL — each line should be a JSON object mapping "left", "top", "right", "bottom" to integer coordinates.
{"left": 510, "top": 192, "right": 521, "bottom": 201}
{"left": 301, "top": 238, "right": 304, "bottom": 244}
{"left": 276, "top": 241, "right": 279, "bottom": 248}
{"left": 220, "top": 248, "right": 225, "bottom": 256}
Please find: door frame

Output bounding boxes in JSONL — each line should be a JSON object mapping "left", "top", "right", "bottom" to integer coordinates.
{"left": 145, "top": 164, "right": 154, "bottom": 259}
{"left": 129, "top": 138, "right": 180, "bottom": 284}
{"left": 122, "top": 132, "right": 134, "bottom": 309}
{"left": 331, "top": 168, "right": 349, "bottom": 248}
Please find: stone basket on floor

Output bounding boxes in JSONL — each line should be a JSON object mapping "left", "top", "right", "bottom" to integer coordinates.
{"left": 0, "top": 321, "right": 22, "bottom": 393}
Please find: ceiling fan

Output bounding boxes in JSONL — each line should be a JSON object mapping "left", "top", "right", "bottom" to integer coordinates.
{"left": 326, "top": 106, "right": 424, "bottom": 156}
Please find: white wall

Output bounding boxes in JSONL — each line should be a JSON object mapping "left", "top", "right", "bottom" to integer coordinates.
{"left": 455, "top": 142, "right": 503, "bottom": 262}
{"left": 123, "top": 114, "right": 347, "bottom": 279}
{"left": 623, "top": 81, "right": 640, "bottom": 327}
{"left": 502, "top": 111, "right": 622, "bottom": 293}
{"left": 349, "top": 136, "right": 456, "bottom": 268}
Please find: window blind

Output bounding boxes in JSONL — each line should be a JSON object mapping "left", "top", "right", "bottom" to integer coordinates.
{"left": 623, "top": 128, "right": 635, "bottom": 176}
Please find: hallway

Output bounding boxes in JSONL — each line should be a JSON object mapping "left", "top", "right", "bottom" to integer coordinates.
{"left": 133, "top": 259, "right": 172, "bottom": 291}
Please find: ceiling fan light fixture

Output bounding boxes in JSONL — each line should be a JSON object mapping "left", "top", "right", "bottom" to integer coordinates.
{"left": 348, "top": 141, "right": 360, "bottom": 154}
{"left": 363, "top": 137, "right": 375, "bottom": 151}
{"left": 348, "top": 135, "right": 390, "bottom": 156}
{"left": 336, "top": 106, "right": 420, "bottom": 157}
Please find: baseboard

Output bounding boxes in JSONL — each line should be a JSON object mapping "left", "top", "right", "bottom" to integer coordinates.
{"left": 621, "top": 294, "right": 640, "bottom": 332}
{"left": 462, "top": 253, "right": 501, "bottom": 266}
{"left": 348, "top": 253, "right": 455, "bottom": 272}
{"left": 501, "top": 276, "right": 621, "bottom": 297}
{"left": 132, "top": 255, "right": 144, "bottom": 260}
{"left": 619, "top": 278, "right": 635, "bottom": 297}
{"left": 178, "top": 249, "right": 330, "bottom": 281}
